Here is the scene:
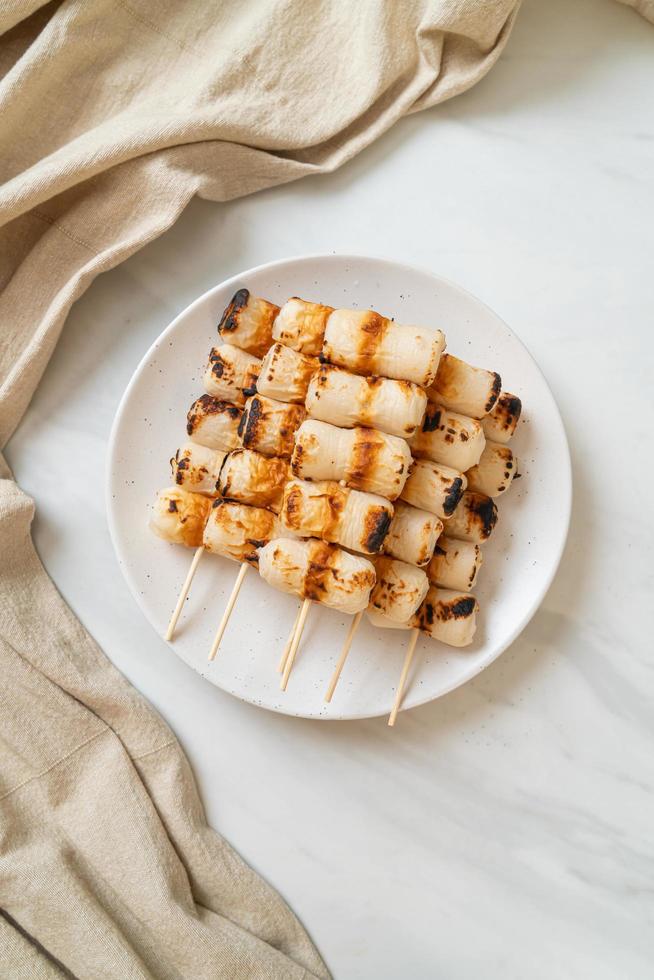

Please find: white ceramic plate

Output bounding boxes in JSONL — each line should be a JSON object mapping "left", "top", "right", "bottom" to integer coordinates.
{"left": 107, "top": 254, "right": 571, "bottom": 720}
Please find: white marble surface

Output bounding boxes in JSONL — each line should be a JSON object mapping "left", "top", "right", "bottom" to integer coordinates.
{"left": 5, "top": 0, "right": 654, "bottom": 976}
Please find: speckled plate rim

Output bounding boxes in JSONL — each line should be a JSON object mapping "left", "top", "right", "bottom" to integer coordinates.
{"left": 106, "top": 253, "right": 572, "bottom": 720}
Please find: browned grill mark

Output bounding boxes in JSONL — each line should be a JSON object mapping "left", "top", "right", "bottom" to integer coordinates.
{"left": 168, "top": 499, "right": 178, "bottom": 512}
{"left": 443, "top": 477, "right": 465, "bottom": 516}
{"left": 218, "top": 288, "right": 249, "bottom": 334}
{"left": 422, "top": 407, "right": 441, "bottom": 433}
{"left": 441, "top": 596, "right": 476, "bottom": 619}
{"left": 209, "top": 347, "right": 228, "bottom": 378}
{"left": 415, "top": 601, "right": 434, "bottom": 629}
{"left": 240, "top": 396, "right": 263, "bottom": 448}
{"left": 467, "top": 493, "right": 498, "bottom": 539}
{"left": 173, "top": 453, "right": 190, "bottom": 485}
{"left": 364, "top": 506, "right": 392, "bottom": 553}
{"left": 347, "top": 429, "right": 383, "bottom": 491}
{"left": 354, "top": 311, "right": 389, "bottom": 374}
{"left": 493, "top": 392, "right": 522, "bottom": 431}
{"left": 290, "top": 442, "right": 303, "bottom": 475}
{"left": 485, "top": 372, "right": 502, "bottom": 413}
{"left": 302, "top": 540, "right": 338, "bottom": 600}
{"left": 187, "top": 394, "right": 241, "bottom": 436}
{"left": 282, "top": 484, "right": 303, "bottom": 530}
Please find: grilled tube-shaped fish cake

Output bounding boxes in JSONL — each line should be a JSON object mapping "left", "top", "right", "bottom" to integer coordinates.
{"left": 291, "top": 419, "right": 412, "bottom": 500}
{"left": 481, "top": 392, "right": 522, "bottom": 443}
{"left": 410, "top": 404, "right": 486, "bottom": 472}
{"left": 383, "top": 500, "right": 443, "bottom": 567}
{"left": 305, "top": 364, "right": 427, "bottom": 439}
{"left": 429, "top": 353, "right": 501, "bottom": 419}
{"left": 322, "top": 308, "right": 445, "bottom": 386}
{"left": 428, "top": 537, "right": 483, "bottom": 592}
{"left": 280, "top": 478, "right": 393, "bottom": 555}
{"left": 186, "top": 395, "right": 242, "bottom": 451}
{"left": 271, "top": 297, "right": 334, "bottom": 356}
{"left": 171, "top": 442, "right": 227, "bottom": 496}
{"left": 218, "top": 449, "right": 289, "bottom": 513}
{"left": 204, "top": 344, "right": 260, "bottom": 406}
{"left": 369, "top": 556, "right": 429, "bottom": 624}
{"left": 203, "top": 500, "right": 279, "bottom": 565}
{"left": 150, "top": 487, "right": 211, "bottom": 548}
{"left": 400, "top": 459, "right": 467, "bottom": 520}
{"left": 238, "top": 394, "right": 306, "bottom": 458}
{"left": 258, "top": 537, "right": 376, "bottom": 615}
{"left": 410, "top": 586, "right": 479, "bottom": 647}
{"left": 217, "top": 289, "right": 279, "bottom": 358}
{"left": 446, "top": 491, "right": 498, "bottom": 543}
{"left": 466, "top": 440, "right": 517, "bottom": 497}
{"left": 256, "top": 342, "right": 318, "bottom": 404}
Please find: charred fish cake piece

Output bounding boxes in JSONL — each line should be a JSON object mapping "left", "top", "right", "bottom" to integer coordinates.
{"left": 217, "top": 288, "right": 279, "bottom": 358}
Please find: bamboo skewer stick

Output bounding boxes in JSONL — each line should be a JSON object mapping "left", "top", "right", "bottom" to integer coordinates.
{"left": 388, "top": 628, "right": 420, "bottom": 727}
{"left": 324, "top": 611, "right": 363, "bottom": 703}
{"left": 166, "top": 546, "right": 205, "bottom": 641}
{"left": 208, "top": 562, "right": 249, "bottom": 661}
{"left": 277, "top": 604, "right": 303, "bottom": 673}
{"left": 280, "top": 598, "right": 311, "bottom": 691}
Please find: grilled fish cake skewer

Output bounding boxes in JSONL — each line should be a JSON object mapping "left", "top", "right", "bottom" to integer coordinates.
{"left": 256, "top": 342, "right": 318, "bottom": 404}
{"left": 383, "top": 500, "right": 443, "bottom": 567}
{"left": 291, "top": 419, "right": 412, "bottom": 500}
{"left": 410, "top": 404, "right": 486, "bottom": 472}
{"left": 238, "top": 394, "right": 306, "bottom": 459}
{"left": 466, "top": 441, "right": 517, "bottom": 497}
{"left": 429, "top": 353, "right": 501, "bottom": 419}
{"left": 280, "top": 478, "right": 393, "bottom": 555}
{"left": 217, "top": 288, "right": 279, "bottom": 358}
{"left": 427, "top": 538, "right": 483, "bottom": 593}
{"left": 218, "top": 449, "right": 289, "bottom": 514}
{"left": 171, "top": 443, "right": 227, "bottom": 496}
{"left": 204, "top": 344, "right": 260, "bottom": 406}
{"left": 322, "top": 308, "right": 445, "bottom": 386}
{"left": 400, "top": 458, "right": 467, "bottom": 520}
{"left": 481, "top": 391, "right": 522, "bottom": 443}
{"left": 305, "top": 364, "right": 427, "bottom": 440}
{"left": 187, "top": 395, "right": 242, "bottom": 451}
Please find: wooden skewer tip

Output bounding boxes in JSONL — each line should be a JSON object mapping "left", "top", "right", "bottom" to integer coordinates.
{"left": 165, "top": 545, "right": 204, "bottom": 642}
{"left": 388, "top": 628, "right": 420, "bottom": 727}
{"left": 207, "top": 562, "right": 249, "bottom": 662}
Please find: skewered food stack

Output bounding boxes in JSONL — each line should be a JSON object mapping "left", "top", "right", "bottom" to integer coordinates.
{"left": 149, "top": 284, "right": 523, "bottom": 722}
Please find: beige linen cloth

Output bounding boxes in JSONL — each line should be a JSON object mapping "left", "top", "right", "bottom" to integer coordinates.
{"left": 0, "top": 1, "right": 649, "bottom": 977}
